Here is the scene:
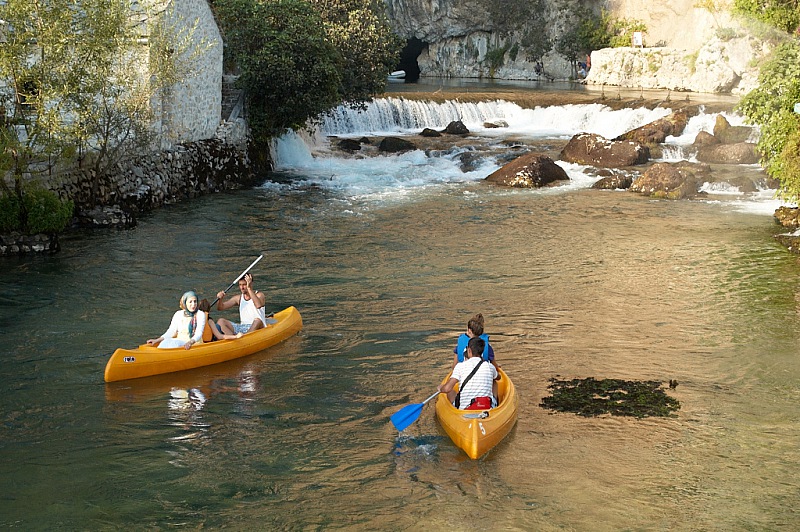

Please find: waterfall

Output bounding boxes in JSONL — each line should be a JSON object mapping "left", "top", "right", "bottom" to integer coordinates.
{"left": 269, "top": 97, "right": 773, "bottom": 210}
{"left": 318, "top": 97, "right": 672, "bottom": 140}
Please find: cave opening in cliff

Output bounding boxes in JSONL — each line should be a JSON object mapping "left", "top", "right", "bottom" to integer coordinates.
{"left": 395, "top": 37, "right": 425, "bottom": 82}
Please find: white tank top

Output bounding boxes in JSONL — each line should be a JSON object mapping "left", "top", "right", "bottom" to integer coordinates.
{"left": 239, "top": 293, "right": 266, "bottom": 327}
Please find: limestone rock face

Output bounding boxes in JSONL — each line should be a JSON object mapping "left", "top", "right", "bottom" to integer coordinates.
{"left": 384, "top": 0, "right": 491, "bottom": 43}
{"left": 585, "top": 35, "right": 770, "bottom": 94}
{"left": 560, "top": 133, "right": 650, "bottom": 168}
{"left": 384, "top": 0, "right": 770, "bottom": 93}
{"left": 485, "top": 153, "right": 569, "bottom": 188}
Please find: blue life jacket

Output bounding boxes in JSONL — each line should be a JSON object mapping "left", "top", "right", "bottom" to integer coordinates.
{"left": 454, "top": 333, "right": 494, "bottom": 363}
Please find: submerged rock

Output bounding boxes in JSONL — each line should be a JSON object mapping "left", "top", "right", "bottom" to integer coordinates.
{"left": 540, "top": 377, "right": 681, "bottom": 418}
{"left": 592, "top": 173, "right": 634, "bottom": 190}
{"left": 337, "top": 138, "right": 362, "bottom": 151}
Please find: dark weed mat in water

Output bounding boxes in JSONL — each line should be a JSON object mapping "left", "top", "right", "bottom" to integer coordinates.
{"left": 540, "top": 377, "right": 681, "bottom": 418}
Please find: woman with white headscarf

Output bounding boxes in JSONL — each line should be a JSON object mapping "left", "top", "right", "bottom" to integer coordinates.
{"left": 146, "top": 291, "right": 207, "bottom": 350}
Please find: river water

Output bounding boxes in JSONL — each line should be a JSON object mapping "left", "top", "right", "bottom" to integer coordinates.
{"left": 2, "top": 89, "right": 800, "bottom": 530}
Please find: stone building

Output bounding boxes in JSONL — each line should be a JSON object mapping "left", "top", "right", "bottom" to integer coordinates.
{"left": 146, "top": 0, "right": 225, "bottom": 147}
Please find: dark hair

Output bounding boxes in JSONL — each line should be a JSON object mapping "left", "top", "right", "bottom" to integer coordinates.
{"left": 198, "top": 299, "right": 211, "bottom": 312}
{"left": 467, "top": 313, "right": 485, "bottom": 336}
{"left": 467, "top": 337, "right": 485, "bottom": 358}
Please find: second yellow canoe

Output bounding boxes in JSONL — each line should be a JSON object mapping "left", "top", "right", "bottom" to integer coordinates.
{"left": 435, "top": 367, "right": 518, "bottom": 459}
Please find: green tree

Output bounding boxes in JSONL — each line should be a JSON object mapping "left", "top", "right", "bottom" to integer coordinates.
{"left": 216, "top": 0, "right": 401, "bottom": 146}
{"left": 733, "top": 0, "right": 800, "bottom": 34}
{"left": 216, "top": 0, "right": 342, "bottom": 145}
{"left": 737, "top": 40, "right": 800, "bottom": 200}
{"left": 308, "top": 0, "right": 401, "bottom": 107}
{"left": 0, "top": 0, "right": 206, "bottom": 231}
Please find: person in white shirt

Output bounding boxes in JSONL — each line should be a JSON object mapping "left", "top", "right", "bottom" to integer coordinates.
{"left": 438, "top": 337, "right": 499, "bottom": 409}
{"left": 215, "top": 273, "right": 268, "bottom": 335}
{"left": 147, "top": 291, "right": 207, "bottom": 350}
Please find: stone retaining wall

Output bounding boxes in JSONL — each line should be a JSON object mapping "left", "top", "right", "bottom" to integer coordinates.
{"left": 58, "top": 137, "right": 255, "bottom": 219}
{"left": 2, "top": 136, "right": 255, "bottom": 256}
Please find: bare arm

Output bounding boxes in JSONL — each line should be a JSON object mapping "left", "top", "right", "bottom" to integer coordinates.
{"left": 437, "top": 377, "right": 459, "bottom": 394}
{"left": 216, "top": 292, "right": 239, "bottom": 311}
{"left": 244, "top": 274, "right": 266, "bottom": 308}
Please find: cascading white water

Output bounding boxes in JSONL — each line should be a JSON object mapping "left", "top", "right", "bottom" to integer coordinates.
{"left": 317, "top": 97, "right": 672, "bottom": 139}
{"left": 270, "top": 97, "right": 776, "bottom": 212}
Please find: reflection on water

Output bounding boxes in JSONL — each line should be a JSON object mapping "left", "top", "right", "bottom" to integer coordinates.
{"left": 1, "top": 183, "right": 800, "bottom": 529}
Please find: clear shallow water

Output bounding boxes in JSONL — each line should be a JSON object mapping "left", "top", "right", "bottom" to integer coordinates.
{"left": 2, "top": 97, "right": 800, "bottom": 529}
{"left": 2, "top": 185, "right": 800, "bottom": 529}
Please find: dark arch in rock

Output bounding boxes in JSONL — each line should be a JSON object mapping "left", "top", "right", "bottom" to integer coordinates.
{"left": 395, "top": 37, "right": 425, "bottom": 83}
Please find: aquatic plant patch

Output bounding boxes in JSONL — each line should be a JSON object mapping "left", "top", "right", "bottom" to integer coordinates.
{"left": 540, "top": 377, "right": 680, "bottom": 418}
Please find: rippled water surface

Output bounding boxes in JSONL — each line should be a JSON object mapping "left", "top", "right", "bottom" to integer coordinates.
{"left": 2, "top": 179, "right": 800, "bottom": 529}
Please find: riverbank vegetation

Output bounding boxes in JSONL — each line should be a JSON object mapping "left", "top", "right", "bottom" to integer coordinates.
{"left": 734, "top": 1, "right": 800, "bottom": 201}
{"left": 0, "top": 0, "right": 203, "bottom": 235}
{"left": 214, "top": 0, "right": 400, "bottom": 145}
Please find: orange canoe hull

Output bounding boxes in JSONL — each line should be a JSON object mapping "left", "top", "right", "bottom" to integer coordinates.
{"left": 435, "top": 367, "right": 518, "bottom": 459}
{"left": 104, "top": 306, "right": 302, "bottom": 382}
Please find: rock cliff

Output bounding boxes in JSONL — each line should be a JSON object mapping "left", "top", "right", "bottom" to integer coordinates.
{"left": 384, "top": 0, "right": 770, "bottom": 94}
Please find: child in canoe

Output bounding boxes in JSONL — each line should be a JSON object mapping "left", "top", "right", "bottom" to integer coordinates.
{"left": 199, "top": 299, "right": 243, "bottom": 342}
{"left": 453, "top": 313, "right": 495, "bottom": 367}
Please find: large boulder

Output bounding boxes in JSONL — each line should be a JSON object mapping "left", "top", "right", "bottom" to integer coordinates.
{"left": 695, "top": 142, "right": 759, "bottom": 164}
{"left": 485, "top": 153, "right": 569, "bottom": 188}
{"left": 592, "top": 172, "right": 634, "bottom": 190}
{"left": 560, "top": 133, "right": 650, "bottom": 167}
{"left": 713, "top": 115, "right": 754, "bottom": 144}
{"left": 693, "top": 131, "right": 719, "bottom": 146}
{"left": 378, "top": 136, "right": 417, "bottom": 153}
{"left": 774, "top": 206, "right": 800, "bottom": 230}
{"left": 443, "top": 120, "right": 470, "bottom": 135}
{"left": 615, "top": 109, "right": 692, "bottom": 146}
{"left": 630, "top": 162, "right": 710, "bottom": 199}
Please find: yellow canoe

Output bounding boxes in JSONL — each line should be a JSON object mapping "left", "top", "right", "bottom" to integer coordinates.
{"left": 435, "top": 367, "right": 518, "bottom": 459}
{"left": 104, "top": 306, "right": 302, "bottom": 382}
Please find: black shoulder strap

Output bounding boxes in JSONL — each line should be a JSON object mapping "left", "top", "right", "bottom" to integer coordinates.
{"left": 460, "top": 359, "right": 484, "bottom": 390}
{"left": 455, "top": 359, "right": 484, "bottom": 408}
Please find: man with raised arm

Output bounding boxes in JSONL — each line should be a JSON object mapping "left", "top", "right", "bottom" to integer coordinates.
{"left": 215, "top": 273, "right": 268, "bottom": 335}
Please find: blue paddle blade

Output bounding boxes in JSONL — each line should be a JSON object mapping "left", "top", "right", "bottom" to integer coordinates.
{"left": 390, "top": 402, "right": 425, "bottom": 432}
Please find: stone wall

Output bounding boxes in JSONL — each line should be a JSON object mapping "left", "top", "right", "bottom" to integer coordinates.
{"left": 155, "top": 0, "right": 224, "bottom": 146}
{"left": 57, "top": 137, "right": 254, "bottom": 226}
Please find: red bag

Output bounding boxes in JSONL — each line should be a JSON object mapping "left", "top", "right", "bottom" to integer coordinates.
{"left": 466, "top": 396, "right": 492, "bottom": 410}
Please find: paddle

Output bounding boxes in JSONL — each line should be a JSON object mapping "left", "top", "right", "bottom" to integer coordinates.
{"left": 210, "top": 255, "right": 263, "bottom": 307}
{"left": 390, "top": 391, "right": 440, "bottom": 431}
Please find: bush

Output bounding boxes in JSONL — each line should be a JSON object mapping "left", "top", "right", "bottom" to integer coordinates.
{"left": 0, "top": 185, "right": 73, "bottom": 234}
{"left": 23, "top": 186, "right": 74, "bottom": 234}
{"left": 0, "top": 193, "right": 21, "bottom": 233}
